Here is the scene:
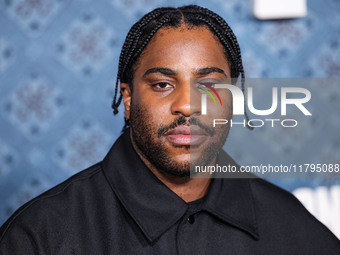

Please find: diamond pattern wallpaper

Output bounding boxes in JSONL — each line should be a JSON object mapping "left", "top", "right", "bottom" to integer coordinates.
{"left": 0, "top": 0, "right": 339, "bottom": 238}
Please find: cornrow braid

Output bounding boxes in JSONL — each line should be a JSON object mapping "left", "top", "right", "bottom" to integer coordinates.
{"left": 112, "top": 5, "right": 253, "bottom": 131}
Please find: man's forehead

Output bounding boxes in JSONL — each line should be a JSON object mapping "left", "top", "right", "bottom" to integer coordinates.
{"left": 153, "top": 24, "right": 219, "bottom": 43}
{"left": 156, "top": 24, "right": 209, "bottom": 34}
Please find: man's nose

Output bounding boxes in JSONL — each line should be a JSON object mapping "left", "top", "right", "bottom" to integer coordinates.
{"left": 170, "top": 81, "right": 201, "bottom": 117}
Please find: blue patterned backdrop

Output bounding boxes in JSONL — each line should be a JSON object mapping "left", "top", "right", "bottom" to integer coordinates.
{"left": 0, "top": 0, "right": 339, "bottom": 238}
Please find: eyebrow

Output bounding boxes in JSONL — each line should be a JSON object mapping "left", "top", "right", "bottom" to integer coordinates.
{"left": 143, "top": 66, "right": 228, "bottom": 77}
{"left": 194, "top": 67, "right": 227, "bottom": 77}
{"left": 143, "top": 68, "right": 177, "bottom": 77}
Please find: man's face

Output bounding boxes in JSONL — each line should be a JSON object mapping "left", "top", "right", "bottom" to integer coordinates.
{"left": 122, "top": 25, "right": 232, "bottom": 177}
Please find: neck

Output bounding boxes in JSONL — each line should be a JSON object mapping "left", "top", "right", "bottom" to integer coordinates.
{"left": 130, "top": 132, "right": 212, "bottom": 203}
{"left": 148, "top": 166, "right": 212, "bottom": 203}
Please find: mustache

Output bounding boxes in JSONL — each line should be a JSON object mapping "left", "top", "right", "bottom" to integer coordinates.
{"left": 157, "top": 116, "right": 216, "bottom": 137}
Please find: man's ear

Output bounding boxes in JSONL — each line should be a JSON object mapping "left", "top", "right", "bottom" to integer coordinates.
{"left": 120, "top": 83, "right": 132, "bottom": 120}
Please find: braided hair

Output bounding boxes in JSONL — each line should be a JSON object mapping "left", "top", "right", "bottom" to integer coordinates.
{"left": 112, "top": 5, "right": 253, "bottom": 131}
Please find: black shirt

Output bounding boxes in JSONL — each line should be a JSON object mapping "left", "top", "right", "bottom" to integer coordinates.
{"left": 0, "top": 130, "right": 339, "bottom": 254}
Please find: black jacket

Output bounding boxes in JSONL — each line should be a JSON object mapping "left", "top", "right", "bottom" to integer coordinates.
{"left": 1, "top": 130, "right": 339, "bottom": 254}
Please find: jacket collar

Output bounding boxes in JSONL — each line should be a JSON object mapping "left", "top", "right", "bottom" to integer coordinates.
{"left": 203, "top": 150, "right": 259, "bottom": 240}
{"left": 102, "top": 130, "right": 259, "bottom": 242}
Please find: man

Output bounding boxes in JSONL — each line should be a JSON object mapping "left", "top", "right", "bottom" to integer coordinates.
{"left": 1, "top": 5, "right": 339, "bottom": 254}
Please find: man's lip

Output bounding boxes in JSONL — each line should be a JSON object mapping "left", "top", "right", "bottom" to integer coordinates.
{"left": 166, "top": 125, "right": 206, "bottom": 136}
{"left": 165, "top": 125, "right": 208, "bottom": 146}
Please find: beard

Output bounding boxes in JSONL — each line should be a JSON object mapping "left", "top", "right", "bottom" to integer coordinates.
{"left": 130, "top": 101, "right": 231, "bottom": 178}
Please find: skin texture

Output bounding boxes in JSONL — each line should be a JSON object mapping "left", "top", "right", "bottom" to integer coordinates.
{"left": 121, "top": 25, "right": 232, "bottom": 202}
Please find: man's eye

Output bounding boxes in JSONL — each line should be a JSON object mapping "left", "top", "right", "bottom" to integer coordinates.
{"left": 152, "top": 82, "right": 172, "bottom": 89}
{"left": 197, "top": 82, "right": 215, "bottom": 88}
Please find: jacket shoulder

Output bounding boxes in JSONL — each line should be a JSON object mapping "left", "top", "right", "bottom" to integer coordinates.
{"left": 249, "top": 178, "right": 340, "bottom": 248}
{"left": 0, "top": 163, "right": 103, "bottom": 241}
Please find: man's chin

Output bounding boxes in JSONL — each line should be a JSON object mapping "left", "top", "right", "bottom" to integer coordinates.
{"left": 157, "top": 163, "right": 212, "bottom": 178}
{"left": 152, "top": 157, "right": 191, "bottom": 177}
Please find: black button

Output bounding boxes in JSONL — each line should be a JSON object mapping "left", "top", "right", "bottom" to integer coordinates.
{"left": 187, "top": 215, "right": 195, "bottom": 224}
